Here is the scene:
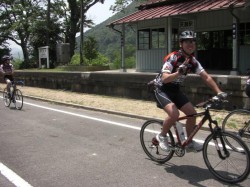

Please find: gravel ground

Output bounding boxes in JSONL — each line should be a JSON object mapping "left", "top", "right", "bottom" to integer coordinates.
{"left": 0, "top": 83, "right": 228, "bottom": 123}
{"left": 0, "top": 83, "right": 166, "bottom": 119}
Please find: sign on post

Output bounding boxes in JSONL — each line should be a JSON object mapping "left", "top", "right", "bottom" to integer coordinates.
{"left": 38, "top": 46, "right": 49, "bottom": 68}
{"left": 179, "top": 20, "right": 195, "bottom": 32}
{"left": 232, "top": 23, "right": 237, "bottom": 39}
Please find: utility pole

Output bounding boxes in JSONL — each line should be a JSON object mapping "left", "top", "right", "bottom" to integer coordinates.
{"left": 46, "top": 0, "right": 50, "bottom": 46}
{"left": 80, "top": 0, "right": 84, "bottom": 65}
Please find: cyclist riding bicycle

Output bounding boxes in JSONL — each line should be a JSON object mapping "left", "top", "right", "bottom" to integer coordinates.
{"left": 0, "top": 55, "right": 14, "bottom": 97}
{"left": 154, "top": 30, "right": 227, "bottom": 152}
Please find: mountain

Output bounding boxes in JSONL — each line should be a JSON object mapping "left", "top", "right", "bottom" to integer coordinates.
{"left": 78, "top": 1, "right": 140, "bottom": 61}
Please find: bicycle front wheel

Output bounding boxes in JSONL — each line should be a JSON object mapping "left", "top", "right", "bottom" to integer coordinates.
{"left": 14, "top": 89, "right": 23, "bottom": 110}
{"left": 203, "top": 131, "right": 250, "bottom": 184}
{"left": 222, "top": 109, "right": 250, "bottom": 149}
{"left": 3, "top": 88, "right": 11, "bottom": 107}
{"left": 140, "top": 120, "right": 175, "bottom": 163}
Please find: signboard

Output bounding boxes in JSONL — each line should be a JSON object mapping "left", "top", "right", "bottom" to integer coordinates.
{"left": 179, "top": 20, "right": 195, "bottom": 32}
{"left": 38, "top": 46, "right": 49, "bottom": 68}
{"left": 232, "top": 23, "right": 237, "bottom": 39}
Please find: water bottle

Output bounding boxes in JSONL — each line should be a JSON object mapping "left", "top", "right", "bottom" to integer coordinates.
{"left": 176, "top": 121, "right": 185, "bottom": 142}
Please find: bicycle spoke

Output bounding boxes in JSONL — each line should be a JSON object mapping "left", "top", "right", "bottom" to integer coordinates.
{"left": 3, "top": 88, "right": 11, "bottom": 107}
{"left": 203, "top": 132, "right": 250, "bottom": 183}
{"left": 14, "top": 89, "right": 23, "bottom": 110}
{"left": 222, "top": 109, "right": 250, "bottom": 150}
{"left": 140, "top": 120, "right": 175, "bottom": 163}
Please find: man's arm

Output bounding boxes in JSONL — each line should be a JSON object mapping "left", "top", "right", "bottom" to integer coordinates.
{"left": 161, "top": 71, "right": 179, "bottom": 83}
{"left": 200, "top": 71, "right": 222, "bottom": 94}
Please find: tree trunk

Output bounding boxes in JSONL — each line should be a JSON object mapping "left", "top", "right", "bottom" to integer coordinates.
{"left": 68, "top": 0, "right": 79, "bottom": 59}
{"left": 21, "top": 44, "right": 30, "bottom": 68}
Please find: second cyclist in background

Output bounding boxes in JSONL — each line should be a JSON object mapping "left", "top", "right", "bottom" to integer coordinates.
{"left": 154, "top": 30, "right": 227, "bottom": 152}
{"left": 0, "top": 55, "right": 14, "bottom": 98}
{"left": 246, "top": 68, "right": 250, "bottom": 98}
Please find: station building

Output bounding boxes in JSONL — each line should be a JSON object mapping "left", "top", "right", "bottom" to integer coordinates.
{"left": 109, "top": 0, "right": 250, "bottom": 75}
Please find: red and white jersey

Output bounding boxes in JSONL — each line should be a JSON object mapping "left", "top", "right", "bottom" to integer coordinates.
{"left": 157, "top": 50, "right": 204, "bottom": 85}
{"left": 0, "top": 63, "right": 14, "bottom": 74}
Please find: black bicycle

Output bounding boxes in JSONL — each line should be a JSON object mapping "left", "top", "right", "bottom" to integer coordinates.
{"left": 140, "top": 96, "right": 250, "bottom": 184}
{"left": 222, "top": 109, "right": 250, "bottom": 150}
{"left": 3, "top": 80, "right": 24, "bottom": 110}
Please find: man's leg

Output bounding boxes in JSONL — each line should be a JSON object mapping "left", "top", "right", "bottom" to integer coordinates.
{"left": 180, "top": 102, "right": 196, "bottom": 136}
{"left": 180, "top": 102, "right": 203, "bottom": 152}
{"left": 5, "top": 79, "right": 11, "bottom": 94}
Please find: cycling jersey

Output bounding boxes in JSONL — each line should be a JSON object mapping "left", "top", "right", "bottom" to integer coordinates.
{"left": 0, "top": 63, "right": 14, "bottom": 81}
{"left": 155, "top": 50, "right": 204, "bottom": 91}
{"left": 154, "top": 50, "right": 205, "bottom": 109}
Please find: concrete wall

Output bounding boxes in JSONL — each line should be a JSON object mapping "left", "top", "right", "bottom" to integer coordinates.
{"left": 13, "top": 71, "right": 250, "bottom": 110}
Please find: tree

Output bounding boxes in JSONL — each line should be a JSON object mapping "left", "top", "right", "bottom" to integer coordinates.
{"left": 65, "top": 0, "right": 105, "bottom": 61}
{"left": 0, "top": 0, "right": 48, "bottom": 67}
{"left": 29, "top": 19, "right": 62, "bottom": 67}
{"left": 111, "top": 0, "right": 146, "bottom": 12}
{"left": 84, "top": 36, "right": 98, "bottom": 63}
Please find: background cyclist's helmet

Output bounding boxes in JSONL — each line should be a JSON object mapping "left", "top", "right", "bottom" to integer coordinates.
{"left": 179, "top": 30, "right": 196, "bottom": 42}
{"left": 2, "top": 55, "right": 12, "bottom": 62}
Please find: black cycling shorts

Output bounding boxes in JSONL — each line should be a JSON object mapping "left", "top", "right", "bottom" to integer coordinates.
{"left": 4, "top": 75, "right": 13, "bottom": 82}
{"left": 154, "top": 88, "right": 189, "bottom": 109}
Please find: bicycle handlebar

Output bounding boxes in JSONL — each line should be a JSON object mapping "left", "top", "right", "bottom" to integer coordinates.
{"left": 195, "top": 96, "right": 228, "bottom": 108}
{"left": 12, "top": 80, "right": 25, "bottom": 86}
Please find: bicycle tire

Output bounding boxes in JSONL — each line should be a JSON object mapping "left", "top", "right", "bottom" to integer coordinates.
{"left": 3, "top": 88, "right": 11, "bottom": 107}
{"left": 140, "top": 120, "right": 175, "bottom": 163}
{"left": 222, "top": 109, "right": 250, "bottom": 149}
{"left": 203, "top": 131, "right": 250, "bottom": 184}
{"left": 14, "top": 89, "right": 23, "bottom": 110}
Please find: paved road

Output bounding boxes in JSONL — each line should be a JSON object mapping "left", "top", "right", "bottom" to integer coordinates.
{"left": 0, "top": 98, "right": 249, "bottom": 187}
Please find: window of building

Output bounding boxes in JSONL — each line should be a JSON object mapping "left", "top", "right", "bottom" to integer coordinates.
{"left": 152, "top": 28, "right": 165, "bottom": 49}
{"left": 239, "top": 22, "right": 250, "bottom": 45}
{"left": 138, "top": 29, "right": 150, "bottom": 50}
{"left": 196, "top": 30, "right": 232, "bottom": 50}
{"left": 138, "top": 28, "right": 165, "bottom": 50}
{"left": 196, "top": 30, "right": 232, "bottom": 70}
{"left": 172, "top": 28, "right": 179, "bottom": 51}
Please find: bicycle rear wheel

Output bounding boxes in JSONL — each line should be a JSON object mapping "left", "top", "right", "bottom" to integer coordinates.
{"left": 14, "top": 89, "right": 23, "bottom": 110}
{"left": 203, "top": 131, "right": 250, "bottom": 184}
{"left": 222, "top": 109, "right": 250, "bottom": 149}
{"left": 3, "top": 88, "right": 11, "bottom": 107}
{"left": 140, "top": 120, "right": 175, "bottom": 163}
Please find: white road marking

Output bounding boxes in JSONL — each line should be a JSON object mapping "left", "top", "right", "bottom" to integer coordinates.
{"left": 24, "top": 101, "right": 142, "bottom": 131}
{"left": 0, "top": 98, "right": 210, "bottom": 187}
{"left": 0, "top": 99, "right": 143, "bottom": 186}
{"left": 0, "top": 163, "right": 33, "bottom": 187}
{"left": 24, "top": 101, "right": 205, "bottom": 143}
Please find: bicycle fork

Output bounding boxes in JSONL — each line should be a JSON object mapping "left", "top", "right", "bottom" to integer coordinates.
{"left": 212, "top": 127, "right": 229, "bottom": 160}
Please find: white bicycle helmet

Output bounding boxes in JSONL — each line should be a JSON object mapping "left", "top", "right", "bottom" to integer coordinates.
{"left": 2, "top": 55, "right": 12, "bottom": 61}
{"left": 179, "top": 30, "right": 196, "bottom": 41}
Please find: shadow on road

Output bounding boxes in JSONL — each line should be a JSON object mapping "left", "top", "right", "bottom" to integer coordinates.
{"left": 163, "top": 164, "right": 245, "bottom": 187}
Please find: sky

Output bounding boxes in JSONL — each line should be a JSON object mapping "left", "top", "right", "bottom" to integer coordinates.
{"left": 9, "top": 0, "right": 116, "bottom": 58}
{"left": 86, "top": 0, "right": 115, "bottom": 28}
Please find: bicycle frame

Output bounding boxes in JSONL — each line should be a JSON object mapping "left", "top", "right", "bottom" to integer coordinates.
{"left": 9, "top": 82, "right": 17, "bottom": 100}
{"left": 174, "top": 106, "right": 219, "bottom": 148}
{"left": 3, "top": 80, "right": 24, "bottom": 110}
{"left": 140, "top": 96, "right": 250, "bottom": 183}
{"left": 240, "top": 120, "right": 250, "bottom": 137}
